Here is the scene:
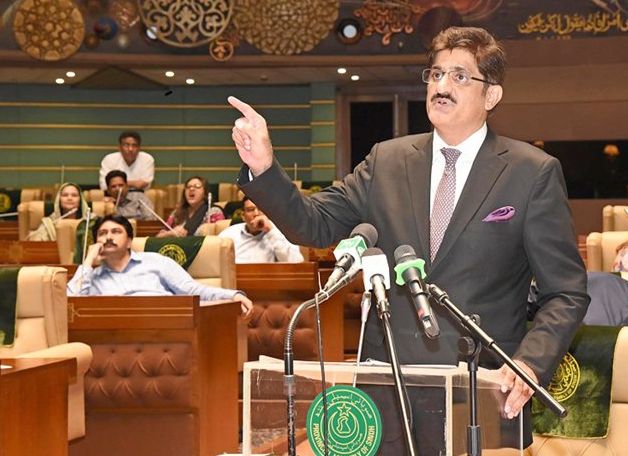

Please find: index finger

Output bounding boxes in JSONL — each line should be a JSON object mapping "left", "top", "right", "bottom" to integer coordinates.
{"left": 228, "top": 96, "right": 258, "bottom": 120}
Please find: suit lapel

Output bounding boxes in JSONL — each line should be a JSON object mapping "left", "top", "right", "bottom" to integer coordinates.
{"left": 405, "top": 134, "right": 432, "bottom": 264}
{"left": 431, "top": 131, "right": 508, "bottom": 272}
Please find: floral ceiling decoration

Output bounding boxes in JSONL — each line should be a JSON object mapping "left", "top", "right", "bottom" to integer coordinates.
{"left": 354, "top": 0, "right": 424, "bottom": 46}
{"left": 12, "top": 0, "right": 85, "bottom": 61}
{"left": 232, "top": 0, "right": 339, "bottom": 55}
{"left": 3, "top": 0, "right": 626, "bottom": 64}
{"left": 138, "top": 0, "right": 233, "bottom": 48}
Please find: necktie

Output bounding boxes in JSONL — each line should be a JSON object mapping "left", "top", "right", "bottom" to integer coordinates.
{"left": 430, "top": 147, "right": 461, "bottom": 261}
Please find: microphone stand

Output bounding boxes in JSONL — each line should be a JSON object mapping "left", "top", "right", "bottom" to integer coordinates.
{"left": 283, "top": 268, "right": 360, "bottom": 456}
{"left": 427, "top": 284, "right": 567, "bottom": 456}
{"left": 374, "top": 289, "right": 418, "bottom": 456}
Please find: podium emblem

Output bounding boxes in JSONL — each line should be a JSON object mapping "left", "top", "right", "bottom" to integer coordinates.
{"left": 306, "top": 385, "right": 381, "bottom": 456}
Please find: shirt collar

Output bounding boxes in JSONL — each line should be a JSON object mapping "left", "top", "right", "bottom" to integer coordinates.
{"left": 433, "top": 122, "right": 487, "bottom": 159}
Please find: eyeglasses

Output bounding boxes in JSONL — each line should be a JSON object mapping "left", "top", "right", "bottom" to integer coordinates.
{"left": 421, "top": 68, "right": 496, "bottom": 86}
{"left": 185, "top": 184, "right": 204, "bottom": 190}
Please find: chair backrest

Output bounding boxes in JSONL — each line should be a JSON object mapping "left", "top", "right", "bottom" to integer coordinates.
{"left": 131, "top": 235, "right": 236, "bottom": 288}
{"left": 83, "top": 189, "right": 105, "bottom": 203}
{"left": 145, "top": 188, "right": 166, "bottom": 219}
{"left": 165, "top": 183, "right": 184, "bottom": 209}
{"left": 218, "top": 182, "right": 237, "bottom": 202}
{"left": 196, "top": 219, "right": 232, "bottom": 236}
{"left": 602, "top": 205, "right": 628, "bottom": 231}
{"left": 528, "top": 326, "right": 628, "bottom": 456}
{"left": 586, "top": 231, "right": 628, "bottom": 271}
{"left": 0, "top": 266, "right": 67, "bottom": 357}
{"left": 17, "top": 200, "right": 47, "bottom": 240}
{"left": 20, "top": 188, "right": 43, "bottom": 203}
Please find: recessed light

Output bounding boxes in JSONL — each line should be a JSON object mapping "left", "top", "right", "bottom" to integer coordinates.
{"left": 55, "top": 78, "right": 65, "bottom": 84}
{"left": 66, "top": 71, "right": 76, "bottom": 78}
{"left": 185, "top": 78, "right": 195, "bottom": 85}
{"left": 350, "top": 74, "right": 360, "bottom": 81}
{"left": 337, "top": 67, "right": 347, "bottom": 74}
{"left": 165, "top": 71, "right": 175, "bottom": 78}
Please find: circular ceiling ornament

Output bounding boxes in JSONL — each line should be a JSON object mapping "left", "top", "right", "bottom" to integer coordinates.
{"left": 138, "top": 0, "right": 233, "bottom": 48}
{"left": 234, "top": 0, "right": 339, "bottom": 55}
{"left": 13, "top": 0, "right": 85, "bottom": 61}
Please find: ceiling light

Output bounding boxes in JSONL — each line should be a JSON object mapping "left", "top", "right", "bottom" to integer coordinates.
{"left": 351, "top": 74, "right": 360, "bottom": 81}
{"left": 66, "top": 71, "right": 76, "bottom": 78}
{"left": 145, "top": 25, "right": 158, "bottom": 41}
{"left": 55, "top": 78, "right": 65, "bottom": 84}
{"left": 185, "top": 78, "right": 195, "bottom": 85}
{"left": 165, "top": 71, "right": 175, "bottom": 78}
{"left": 337, "top": 67, "right": 347, "bottom": 74}
{"left": 336, "top": 18, "right": 363, "bottom": 45}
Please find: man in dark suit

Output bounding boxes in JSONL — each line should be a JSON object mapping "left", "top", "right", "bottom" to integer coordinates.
{"left": 229, "top": 27, "right": 589, "bottom": 454}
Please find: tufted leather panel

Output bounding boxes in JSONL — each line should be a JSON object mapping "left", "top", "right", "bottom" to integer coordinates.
{"left": 602, "top": 205, "right": 628, "bottom": 232}
{"left": 85, "top": 343, "right": 193, "bottom": 409}
{"left": 247, "top": 301, "right": 319, "bottom": 361}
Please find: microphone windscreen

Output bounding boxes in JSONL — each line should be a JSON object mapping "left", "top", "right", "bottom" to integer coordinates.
{"left": 393, "top": 244, "right": 417, "bottom": 265}
{"left": 350, "top": 223, "right": 378, "bottom": 247}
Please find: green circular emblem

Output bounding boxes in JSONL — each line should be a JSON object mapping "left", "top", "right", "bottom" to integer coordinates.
{"left": 306, "top": 385, "right": 382, "bottom": 456}
{"left": 547, "top": 351, "right": 580, "bottom": 402}
{"left": 0, "top": 193, "right": 11, "bottom": 212}
{"left": 158, "top": 244, "right": 187, "bottom": 266}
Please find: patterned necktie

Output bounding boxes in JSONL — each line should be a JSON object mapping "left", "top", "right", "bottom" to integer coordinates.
{"left": 430, "top": 147, "right": 462, "bottom": 261}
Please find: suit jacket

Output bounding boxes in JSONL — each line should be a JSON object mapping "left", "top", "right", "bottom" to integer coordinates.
{"left": 239, "top": 130, "right": 589, "bottom": 385}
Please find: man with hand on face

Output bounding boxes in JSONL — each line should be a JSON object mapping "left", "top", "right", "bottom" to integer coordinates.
{"left": 227, "top": 27, "right": 589, "bottom": 454}
{"left": 99, "top": 131, "right": 155, "bottom": 191}
{"left": 218, "top": 196, "right": 303, "bottom": 263}
{"left": 67, "top": 214, "right": 252, "bottom": 315}
{"left": 104, "top": 170, "right": 157, "bottom": 221}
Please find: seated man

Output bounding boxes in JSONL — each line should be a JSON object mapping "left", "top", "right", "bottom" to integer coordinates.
{"left": 67, "top": 214, "right": 252, "bottom": 315}
{"left": 105, "top": 170, "right": 157, "bottom": 221}
{"left": 613, "top": 240, "right": 628, "bottom": 272}
{"left": 219, "top": 197, "right": 304, "bottom": 263}
{"left": 99, "top": 130, "right": 154, "bottom": 191}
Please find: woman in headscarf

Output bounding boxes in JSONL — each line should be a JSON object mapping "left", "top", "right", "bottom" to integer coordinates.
{"left": 29, "top": 183, "right": 89, "bottom": 241}
{"left": 156, "top": 176, "right": 224, "bottom": 238}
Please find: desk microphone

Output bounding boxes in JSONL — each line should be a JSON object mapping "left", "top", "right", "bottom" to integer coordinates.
{"left": 393, "top": 244, "right": 440, "bottom": 339}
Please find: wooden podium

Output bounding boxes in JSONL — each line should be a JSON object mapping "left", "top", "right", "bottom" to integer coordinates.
{"left": 0, "top": 358, "right": 75, "bottom": 456}
{"left": 67, "top": 295, "right": 243, "bottom": 456}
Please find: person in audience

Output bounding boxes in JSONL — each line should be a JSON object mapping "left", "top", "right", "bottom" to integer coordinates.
{"left": 228, "top": 26, "right": 589, "bottom": 454}
{"left": 99, "top": 131, "right": 154, "bottom": 191}
{"left": 67, "top": 214, "right": 252, "bottom": 315}
{"left": 29, "top": 182, "right": 88, "bottom": 241}
{"left": 157, "top": 176, "right": 224, "bottom": 237}
{"left": 219, "top": 197, "right": 303, "bottom": 263}
{"left": 104, "top": 170, "right": 157, "bottom": 221}
{"left": 613, "top": 239, "right": 628, "bottom": 272}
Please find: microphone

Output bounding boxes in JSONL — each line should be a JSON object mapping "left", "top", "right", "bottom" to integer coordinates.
{"left": 393, "top": 245, "right": 440, "bottom": 339}
{"left": 322, "top": 223, "right": 378, "bottom": 291}
{"left": 361, "top": 247, "right": 391, "bottom": 314}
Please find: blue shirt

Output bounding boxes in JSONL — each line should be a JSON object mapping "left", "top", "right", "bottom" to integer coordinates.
{"left": 67, "top": 251, "right": 240, "bottom": 301}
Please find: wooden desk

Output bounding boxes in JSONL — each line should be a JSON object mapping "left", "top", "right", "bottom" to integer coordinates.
{"left": 67, "top": 295, "right": 241, "bottom": 456}
{"left": 0, "top": 358, "right": 75, "bottom": 456}
{"left": 236, "top": 262, "right": 345, "bottom": 362}
{"left": 135, "top": 220, "right": 165, "bottom": 237}
{"left": 0, "top": 221, "right": 18, "bottom": 240}
{"left": 0, "top": 240, "right": 60, "bottom": 264}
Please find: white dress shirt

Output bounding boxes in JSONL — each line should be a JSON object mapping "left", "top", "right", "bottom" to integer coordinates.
{"left": 430, "top": 123, "right": 487, "bottom": 216}
{"left": 99, "top": 151, "right": 155, "bottom": 190}
{"left": 219, "top": 222, "right": 304, "bottom": 263}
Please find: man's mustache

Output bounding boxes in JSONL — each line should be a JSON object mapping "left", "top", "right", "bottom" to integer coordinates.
{"left": 431, "top": 92, "right": 456, "bottom": 104}
{"left": 103, "top": 240, "right": 117, "bottom": 247}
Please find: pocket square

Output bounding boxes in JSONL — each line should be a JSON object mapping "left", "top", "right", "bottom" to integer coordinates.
{"left": 483, "top": 206, "right": 515, "bottom": 222}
